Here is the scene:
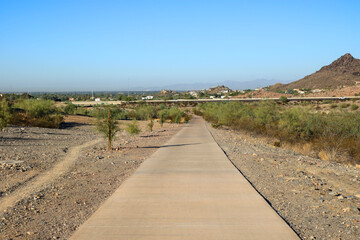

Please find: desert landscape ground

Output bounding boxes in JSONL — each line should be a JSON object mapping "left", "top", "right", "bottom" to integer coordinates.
{"left": 210, "top": 124, "right": 359, "bottom": 240}
{"left": 0, "top": 115, "right": 183, "bottom": 239}
{"left": 2, "top": 1, "right": 360, "bottom": 239}
{"left": 0, "top": 102, "right": 358, "bottom": 239}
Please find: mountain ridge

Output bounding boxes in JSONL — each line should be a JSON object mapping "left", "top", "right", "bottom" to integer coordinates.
{"left": 270, "top": 53, "right": 360, "bottom": 91}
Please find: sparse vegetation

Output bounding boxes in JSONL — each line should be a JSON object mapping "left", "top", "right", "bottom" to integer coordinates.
{"left": 95, "top": 108, "right": 120, "bottom": 150}
{"left": 0, "top": 99, "right": 11, "bottom": 130}
{"left": 279, "top": 96, "right": 288, "bottom": 104}
{"left": 10, "top": 99, "right": 63, "bottom": 128}
{"left": 350, "top": 104, "right": 359, "bottom": 110}
{"left": 126, "top": 120, "right": 141, "bottom": 135}
{"left": 197, "top": 101, "right": 360, "bottom": 164}
{"left": 147, "top": 120, "right": 154, "bottom": 132}
{"left": 340, "top": 103, "right": 349, "bottom": 108}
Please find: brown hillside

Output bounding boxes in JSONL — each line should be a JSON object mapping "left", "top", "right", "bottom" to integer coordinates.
{"left": 271, "top": 53, "right": 360, "bottom": 91}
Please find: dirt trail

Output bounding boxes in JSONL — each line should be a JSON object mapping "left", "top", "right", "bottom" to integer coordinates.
{"left": 0, "top": 138, "right": 101, "bottom": 214}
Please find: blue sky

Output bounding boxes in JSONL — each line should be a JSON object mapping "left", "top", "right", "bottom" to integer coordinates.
{"left": 1, "top": 0, "right": 359, "bottom": 91}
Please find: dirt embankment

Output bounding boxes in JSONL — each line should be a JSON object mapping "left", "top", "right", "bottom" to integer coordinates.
{"left": 0, "top": 117, "right": 183, "bottom": 239}
{"left": 209, "top": 124, "right": 360, "bottom": 240}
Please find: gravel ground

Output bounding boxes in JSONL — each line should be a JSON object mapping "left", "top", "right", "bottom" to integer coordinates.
{"left": 0, "top": 118, "right": 183, "bottom": 239}
{"left": 208, "top": 124, "right": 360, "bottom": 240}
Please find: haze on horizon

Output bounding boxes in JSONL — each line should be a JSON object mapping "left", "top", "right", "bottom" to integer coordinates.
{"left": 1, "top": 0, "right": 359, "bottom": 92}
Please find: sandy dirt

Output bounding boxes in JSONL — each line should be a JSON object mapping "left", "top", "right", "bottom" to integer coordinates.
{"left": 208, "top": 124, "right": 360, "bottom": 240}
{"left": 0, "top": 116, "right": 183, "bottom": 239}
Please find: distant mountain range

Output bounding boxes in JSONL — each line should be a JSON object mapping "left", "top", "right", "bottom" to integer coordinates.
{"left": 131, "top": 79, "right": 280, "bottom": 91}
{"left": 270, "top": 53, "right": 360, "bottom": 91}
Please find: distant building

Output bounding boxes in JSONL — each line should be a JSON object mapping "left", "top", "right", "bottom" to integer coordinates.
{"left": 293, "top": 89, "right": 305, "bottom": 94}
{"left": 188, "top": 91, "right": 198, "bottom": 97}
{"left": 311, "top": 89, "right": 323, "bottom": 93}
{"left": 95, "top": 98, "right": 101, "bottom": 102}
{"left": 142, "top": 96, "right": 154, "bottom": 100}
{"left": 69, "top": 97, "right": 75, "bottom": 101}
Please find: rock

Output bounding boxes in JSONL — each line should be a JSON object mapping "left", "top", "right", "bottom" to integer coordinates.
{"left": 342, "top": 207, "right": 351, "bottom": 212}
{"left": 337, "top": 195, "right": 344, "bottom": 200}
{"left": 252, "top": 153, "right": 257, "bottom": 156}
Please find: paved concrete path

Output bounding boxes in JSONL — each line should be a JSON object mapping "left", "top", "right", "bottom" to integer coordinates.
{"left": 71, "top": 117, "right": 299, "bottom": 240}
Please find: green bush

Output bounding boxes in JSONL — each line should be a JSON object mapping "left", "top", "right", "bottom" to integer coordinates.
{"left": 279, "top": 96, "right": 288, "bottom": 104}
{"left": 147, "top": 120, "right": 154, "bottom": 132}
{"left": 96, "top": 108, "right": 120, "bottom": 150}
{"left": 351, "top": 104, "right": 359, "bottom": 111}
{"left": 330, "top": 103, "right": 338, "bottom": 109}
{"left": 14, "top": 99, "right": 58, "bottom": 118}
{"left": 126, "top": 120, "right": 141, "bottom": 135}
{"left": 168, "top": 107, "right": 184, "bottom": 123}
{"left": 158, "top": 109, "right": 169, "bottom": 127}
{"left": 340, "top": 103, "right": 349, "bottom": 108}
{"left": 0, "top": 99, "right": 11, "bottom": 130}
{"left": 11, "top": 99, "right": 63, "bottom": 128}
{"left": 64, "top": 103, "right": 76, "bottom": 114}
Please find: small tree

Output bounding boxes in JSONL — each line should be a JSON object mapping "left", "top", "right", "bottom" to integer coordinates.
{"left": 158, "top": 109, "right": 168, "bottom": 127}
{"left": 96, "top": 108, "right": 120, "bottom": 150}
{"left": 147, "top": 120, "right": 154, "bottom": 132}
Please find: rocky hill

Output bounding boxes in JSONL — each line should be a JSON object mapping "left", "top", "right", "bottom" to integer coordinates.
{"left": 206, "top": 85, "right": 232, "bottom": 94}
{"left": 271, "top": 53, "right": 360, "bottom": 91}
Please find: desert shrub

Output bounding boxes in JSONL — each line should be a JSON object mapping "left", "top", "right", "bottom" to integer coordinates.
{"left": 126, "top": 120, "right": 141, "bottom": 135}
{"left": 168, "top": 107, "right": 184, "bottom": 123}
{"left": 192, "top": 108, "right": 202, "bottom": 116}
{"left": 279, "top": 96, "right": 288, "bottom": 104}
{"left": 0, "top": 99, "right": 11, "bottom": 130}
{"left": 147, "top": 120, "right": 154, "bottom": 132}
{"left": 351, "top": 104, "right": 359, "bottom": 111}
{"left": 96, "top": 108, "right": 120, "bottom": 150}
{"left": 340, "top": 103, "right": 349, "bottom": 108}
{"left": 14, "top": 99, "right": 58, "bottom": 118}
{"left": 198, "top": 102, "right": 360, "bottom": 164}
{"left": 314, "top": 112, "right": 360, "bottom": 162}
{"left": 211, "top": 123, "right": 222, "bottom": 128}
{"left": 158, "top": 109, "right": 169, "bottom": 127}
{"left": 330, "top": 103, "right": 338, "bottom": 109}
{"left": 252, "top": 101, "right": 279, "bottom": 134}
{"left": 133, "top": 105, "right": 156, "bottom": 120}
{"left": 64, "top": 103, "right": 77, "bottom": 114}
{"left": 11, "top": 99, "right": 63, "bottom": 128}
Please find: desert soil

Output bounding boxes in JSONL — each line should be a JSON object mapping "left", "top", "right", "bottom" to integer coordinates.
{"left": 208, "top": 124, "right": 360, "bottom": 240}
{"left": 0, "top": 116, "right": 183, "bottom": 239}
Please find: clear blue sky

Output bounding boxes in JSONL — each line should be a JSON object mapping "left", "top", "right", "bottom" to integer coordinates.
{"left": 1, "top": 0, "right": 359, "bottom": 91}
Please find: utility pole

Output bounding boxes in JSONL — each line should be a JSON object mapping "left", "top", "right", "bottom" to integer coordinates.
{"left": 127, "top": 78, "right": 130, "bottom": 97}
